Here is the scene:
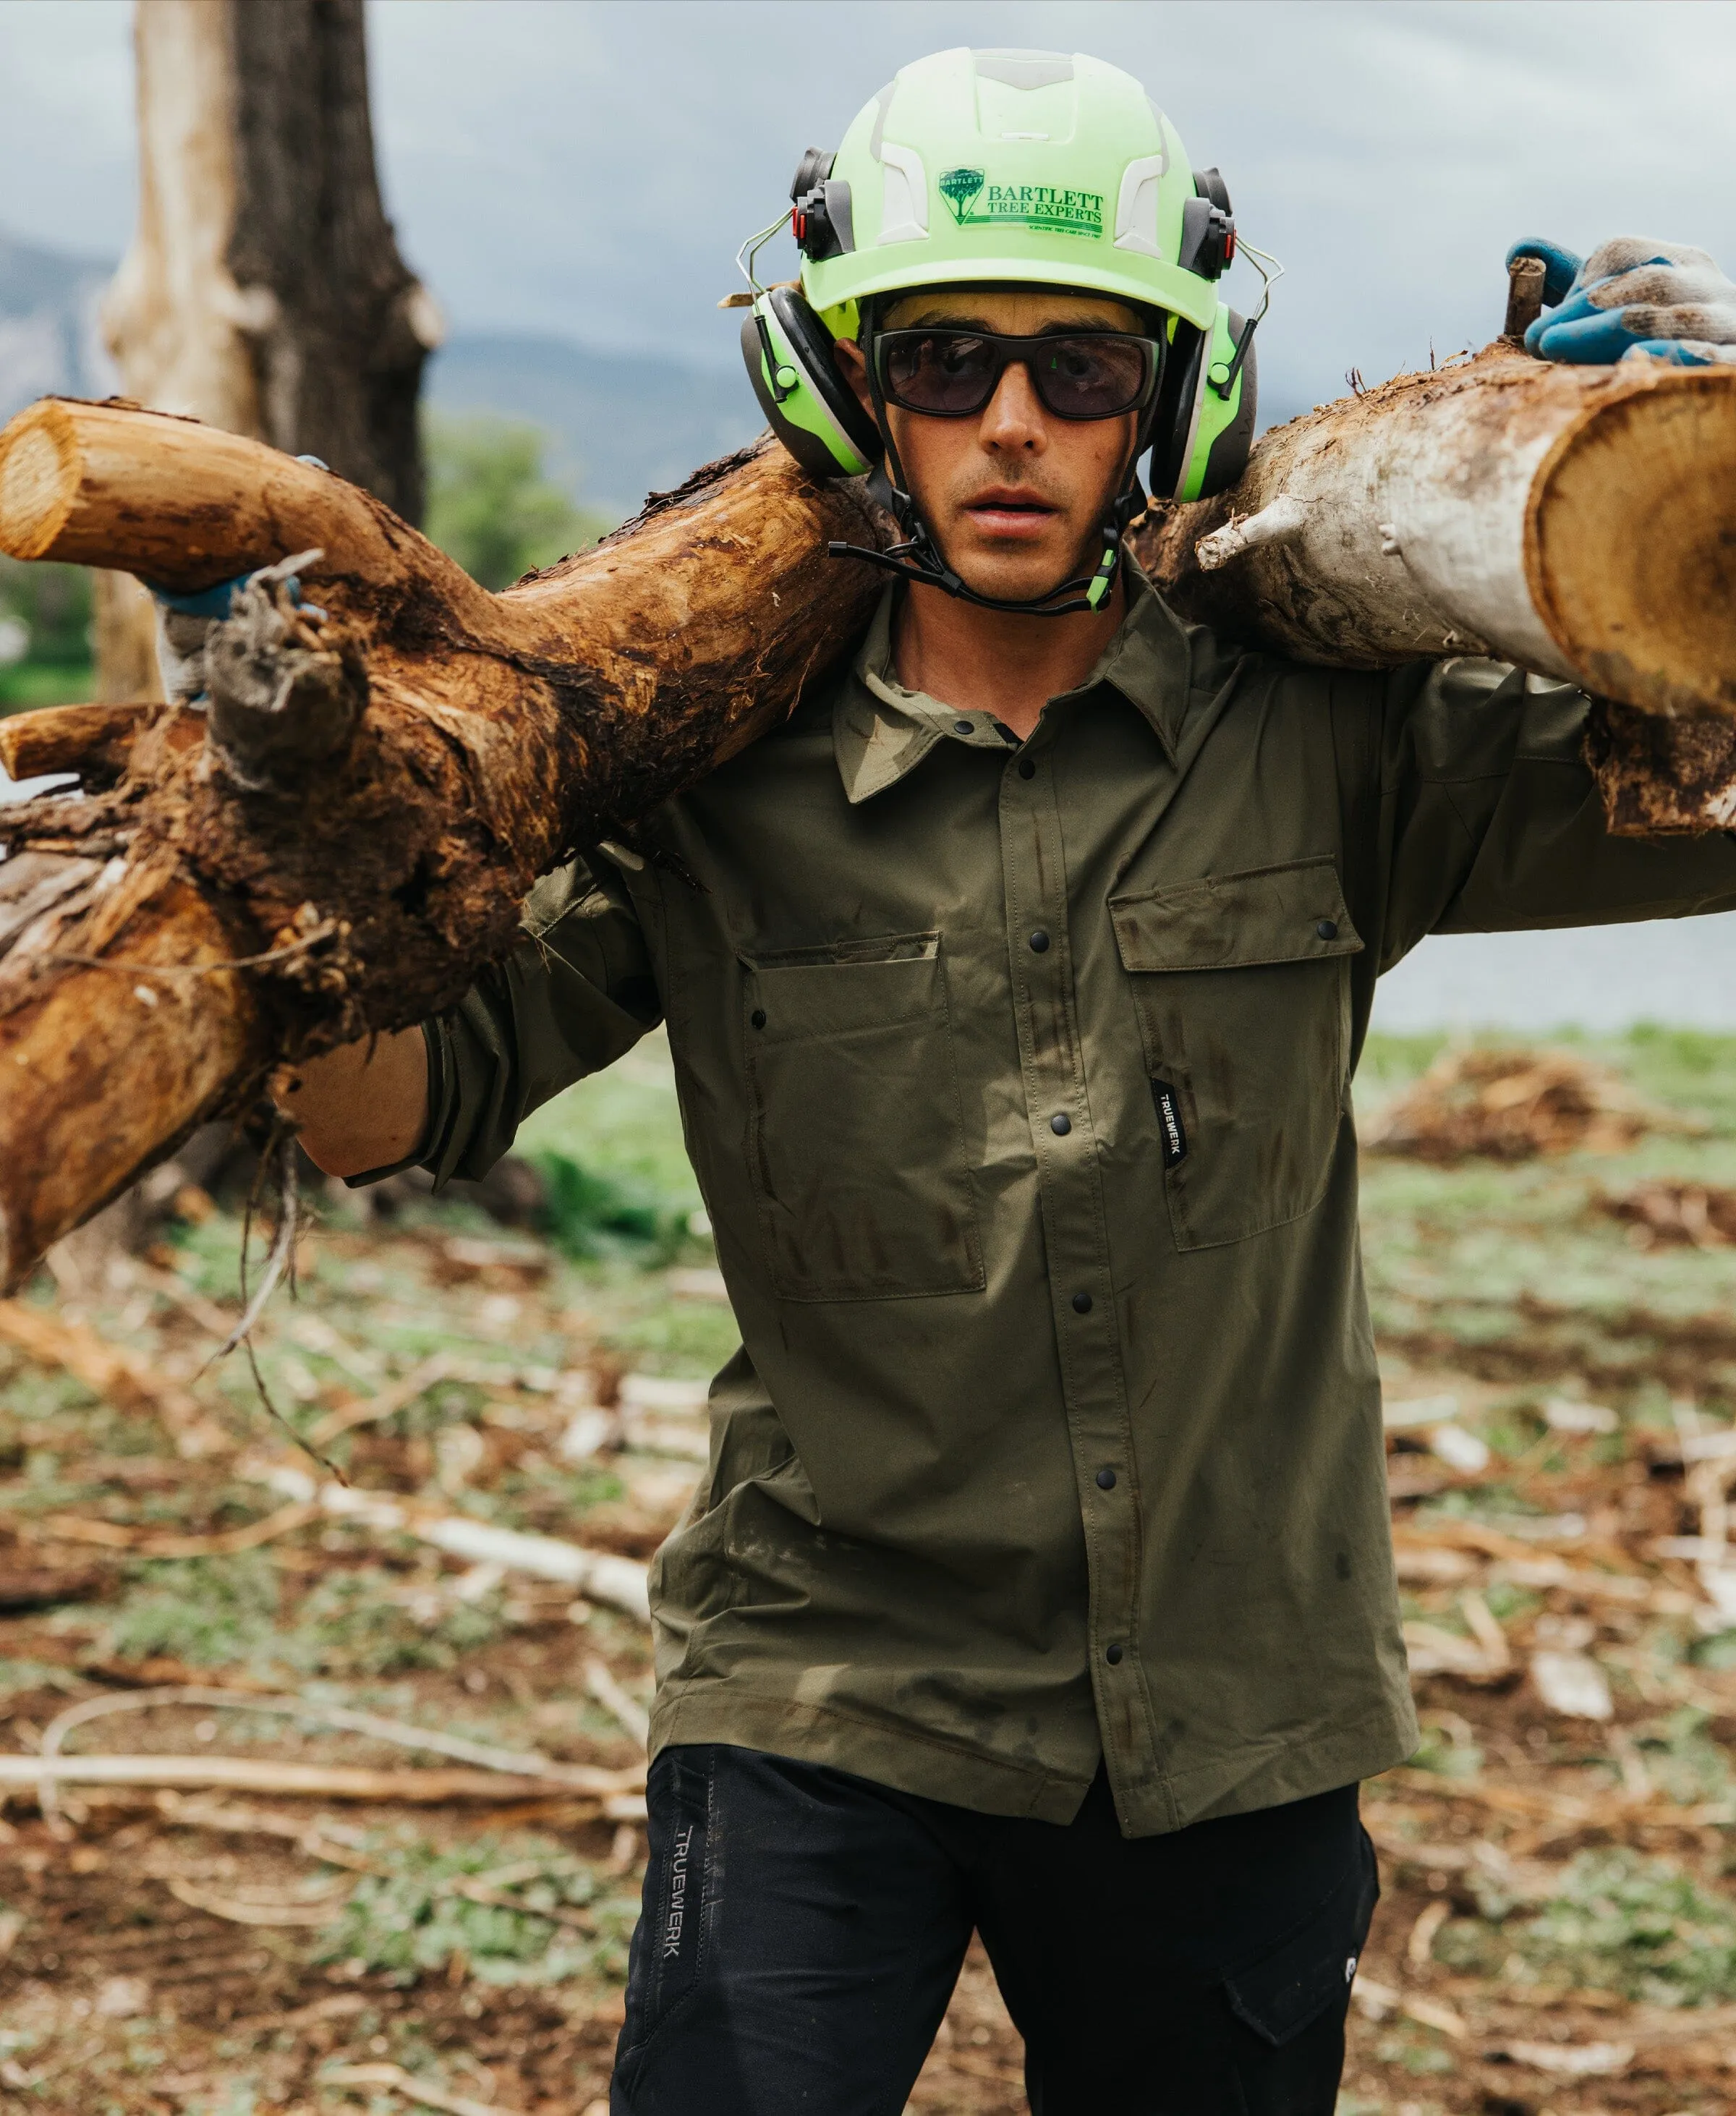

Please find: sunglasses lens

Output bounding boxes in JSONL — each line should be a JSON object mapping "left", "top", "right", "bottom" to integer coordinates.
{"left": 1034, "top": 337, "right": 1152, "bottom": 417}
{"left": 877, "top": 331, "right": 1156, "bottom": 418}
{"left": 882, "top": 333, "right": 1000, "bottom": 415}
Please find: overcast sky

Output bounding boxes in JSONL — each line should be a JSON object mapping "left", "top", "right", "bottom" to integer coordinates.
{"left": 4, "top": 0, "right": 1736, "bottom": 421}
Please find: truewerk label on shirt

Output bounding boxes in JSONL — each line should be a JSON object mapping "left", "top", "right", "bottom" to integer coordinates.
{"left": 937, "top": 167, "right": 1105, "bottom": 238}
{"left": 1152, "top": 1081, "right": 1188, "bottom": 1168}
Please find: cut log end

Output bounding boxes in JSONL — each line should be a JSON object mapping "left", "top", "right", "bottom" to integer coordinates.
{"left": 1531, "top": 367, "right": 1736, "bottom": 718}
{"left": 0, "top": 401, "right": 78, "bottom": 562}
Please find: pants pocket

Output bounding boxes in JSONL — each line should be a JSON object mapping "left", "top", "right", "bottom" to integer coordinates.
{"left": 1224, "top": 1824, "right": 1380, "bottom": 2049}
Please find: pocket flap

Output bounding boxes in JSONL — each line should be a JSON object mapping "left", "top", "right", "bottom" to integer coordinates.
{"left": 741, "top": 934, "right": 943, "bottom": 1043}
{"left": 1110, "top": 857, "right": 1363, "bottom": 973}
{"left": 1224, "top": 1830, "right": 1379, "bottom": 2048}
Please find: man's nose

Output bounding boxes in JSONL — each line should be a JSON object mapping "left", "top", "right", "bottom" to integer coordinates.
{"left": 977, "top": 360, "right": 1047, "bottom": 451}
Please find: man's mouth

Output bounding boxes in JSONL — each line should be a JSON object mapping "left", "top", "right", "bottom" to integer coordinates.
{"left": 961, "top": 488, "right": 1060, "bottom": 539}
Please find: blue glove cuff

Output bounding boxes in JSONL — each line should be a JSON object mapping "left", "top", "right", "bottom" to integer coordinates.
{"left": 145, "top": 567, "right": 306, "bottom": 620}
{"left": 145, "top": 574, "right": 249, "bottom": 620}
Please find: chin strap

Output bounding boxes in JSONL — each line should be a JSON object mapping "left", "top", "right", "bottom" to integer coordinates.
{"left": 826, "top": 298, "right": 1152, "bottom": 619}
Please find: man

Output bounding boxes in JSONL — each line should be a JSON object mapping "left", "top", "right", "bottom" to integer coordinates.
{"left": 199, "top": 47, "right": 1736, "bottom": 2116}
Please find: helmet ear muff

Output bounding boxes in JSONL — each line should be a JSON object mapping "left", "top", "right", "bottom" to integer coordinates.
{"left": 1148, "top": 303, "right": 1257, "bottom": 502}
{"left": 741, "top": 284, "right": 881, "bottom": 481}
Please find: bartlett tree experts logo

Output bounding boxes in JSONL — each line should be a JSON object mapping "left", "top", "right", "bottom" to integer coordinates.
{"left": 937, "top": 166, "right": 1104, "bottom": 239}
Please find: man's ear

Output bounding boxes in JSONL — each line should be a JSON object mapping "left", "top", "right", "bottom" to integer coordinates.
{"left": 833, "top": 338, "right": 876, "bottom": 420}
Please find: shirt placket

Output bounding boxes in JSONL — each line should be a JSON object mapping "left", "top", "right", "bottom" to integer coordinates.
{"left": 997, "top": 710, "right": 1162, "bottom": 1816}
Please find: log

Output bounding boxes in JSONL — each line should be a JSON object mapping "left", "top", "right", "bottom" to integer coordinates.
{"left": 1130, "top": 344, "right": 1736, "bottom": 830}
{"left": 4, "top": 333, "right": 1736, "bottom": 1282}
{"left": 0, "top": 395, "right": 884, "bottom": 1286}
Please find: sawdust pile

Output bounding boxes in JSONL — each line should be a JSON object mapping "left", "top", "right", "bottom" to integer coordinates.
{"left": 1364, "top": 1047, "right": 1678, "bottom": 1164}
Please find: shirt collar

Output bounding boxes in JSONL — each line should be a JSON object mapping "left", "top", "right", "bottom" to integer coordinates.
{"left": 832, "top": 561, "right": 1197, "bottom": 806}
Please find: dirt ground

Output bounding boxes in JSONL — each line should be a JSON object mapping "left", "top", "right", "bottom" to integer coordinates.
{"left": 4, "top": 1028, "right": 1736, "bottom": 2114}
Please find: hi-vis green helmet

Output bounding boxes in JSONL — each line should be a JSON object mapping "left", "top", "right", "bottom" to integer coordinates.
{"left": 805, "top": 48, "right": 1221, "bottom": 335}
{"left": 737, "top": 46, "right": 1268, "bottom": 608}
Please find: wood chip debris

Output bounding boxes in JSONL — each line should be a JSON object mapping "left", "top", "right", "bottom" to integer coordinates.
{"left": 0, "top": 1296, "right": 228, "bottom": 1456}
{"left": 0, "top": 1753, "right": 647, "bottom": 1806}
{"left": 1528, "top": 1647, "right": 1615, "bottom": 1720}
{"left": 322, "top": 2062, "right": 527, "bottom": 2116}
{"left": 1486, "top": 2039, "right": 1635, "bottom": 2077}
{"left": 1601, "top": 1176, "right": 1736, "bottom": 1249}
{"left": 246, "top": 1456, "right": 652, "bottom": 1618}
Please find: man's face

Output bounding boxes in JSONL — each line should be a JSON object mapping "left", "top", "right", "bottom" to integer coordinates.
{"left": 835, "top": 287, "right": 1146, "bottom": 606}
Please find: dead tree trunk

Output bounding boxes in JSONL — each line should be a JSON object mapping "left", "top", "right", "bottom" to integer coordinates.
{"left": 103, "top": 0, "right": 435, "bottom": 512}
{"left": 0, "top": 399, "right": 885, "bottom": 1286}
{"left": 91, "top": 0, "right": 438, "bottom": 705}
{"left": 1131, "top": 345, "right": 1736, "bottom": 832}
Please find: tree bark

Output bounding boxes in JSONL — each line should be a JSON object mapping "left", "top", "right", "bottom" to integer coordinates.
{"left": 0, "top": 398, "right": 885, "bottom": 1286}
{"left": 103, "top": 0, "right": 435, "bottom": 517}
{"left": 89, "top": 0, "right": 437, "bottom": 707}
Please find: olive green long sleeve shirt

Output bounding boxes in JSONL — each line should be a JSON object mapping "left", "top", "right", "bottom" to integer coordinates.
{"left": 414, "top": 574, "right": 1736, "bottom": 1837}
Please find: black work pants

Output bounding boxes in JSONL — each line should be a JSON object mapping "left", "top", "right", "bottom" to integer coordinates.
{"left": 610, "top": 1743, "right": 1378, "bottom": 2115}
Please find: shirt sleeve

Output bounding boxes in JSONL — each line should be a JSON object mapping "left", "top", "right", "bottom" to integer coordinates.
{"left": 414, "top": 854, "right": 661, "bottom": 1187}
{"left": 1361, "top": 657, "right": 1736, "bottom": 972}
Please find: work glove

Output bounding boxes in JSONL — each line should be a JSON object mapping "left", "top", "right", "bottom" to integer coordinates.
{"left": 1507, "top": 236, "right": 1736, "bottom": 365}
{"left": 148, "top": 454, "right": 331, "bottom": 702}
{"left": 153, "top": 573, "right": 250, "bottom": 704}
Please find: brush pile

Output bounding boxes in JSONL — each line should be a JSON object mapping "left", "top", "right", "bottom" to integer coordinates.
{"left": 1363, "top": 1045, "right": 1680, "bottom": 1163}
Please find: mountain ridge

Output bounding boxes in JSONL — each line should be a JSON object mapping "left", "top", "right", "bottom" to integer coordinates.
{"left": 0, "top": 227, "right": 760, "bottom": 522}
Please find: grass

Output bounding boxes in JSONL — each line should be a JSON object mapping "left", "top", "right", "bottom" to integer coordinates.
{"left": 1437, "top": 1848, "right": 1736, "bottom": 2007}
{"left": 312, "top": 1829, "right": 638, "bottom": 1987}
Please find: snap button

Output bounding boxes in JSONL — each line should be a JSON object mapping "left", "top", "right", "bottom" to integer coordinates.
{"left": 1316, "top": 918, "right": 1338, "bottom": 940}
{"left": 1017, "top": 758, "right": 1037, "bottom": 780}
{"left": 1105, "top": 1643, "right": 1124, "bottom": 1665}
{"left": 1050, "top": 1112, "right": 1071, "bottom": 1136}
{"left": 1029, "top": 929, "right": 1050, "bottom": 953}
{"left": 1344, "top": 1954, "right": 1358, "bottom": 1984}
{"left": 1071, "top": 1291, "right": 1092, "bottom": 1314}
{"left": 750, "top": 1008, "right": 767, "bottom": 1029}
{"left": 1095, "top": 1467, "right": 1116, "bottom": 1490}
{"left": 953, "top": 719, "right": 974, "bottom": 736}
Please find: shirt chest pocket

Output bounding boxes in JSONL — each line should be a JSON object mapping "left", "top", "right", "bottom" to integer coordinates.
{"left": 1109, "top": 857, "right": 1364, "bottom": 1252}
{"left": 740, "top": 934, "right": 984, "bottom": 1302}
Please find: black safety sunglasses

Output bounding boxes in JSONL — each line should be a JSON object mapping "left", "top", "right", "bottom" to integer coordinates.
{"left": 872, "top": 327, "right": 1163, "bottom": 422}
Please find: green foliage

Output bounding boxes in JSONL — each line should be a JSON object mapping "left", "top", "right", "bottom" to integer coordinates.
{"left": 312, "top": 1830, "right": 636, "bottom": 1987}
{"left": 1629, "top": 1706, "right": 1733, "bottom": 1804}
{"left": 423, "top": 413, "right": 610, "bottom": 590}
{"left": 0, "top": 1659, "right": 80, "bottom": 1700}
{"left": 527, "top": 1148, "right": 687, "bottom": 1262}
{"left": 0, "top": 556, "right": 93, "bottom": 712}
{"left": 103, "top": 1555, "right": 281, "bottom": 1668}
{"left": 0, "top": 556, "right": 91, "bottom": 665}
{"left": 1407, "top": 1718, "right": 1484, "bottom": 1779}
{"left": 93, "top": 1555, "right": 505, "bottom": 1678}
{"left": 1438, "top": 1848, "right": 1736, "bottom": 2005}
{"left": 280, "top": 1564, "right": 505, "bottom": 1678}
{"left": 517, "top": 1030, "right": 699, "bottom": 1199}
